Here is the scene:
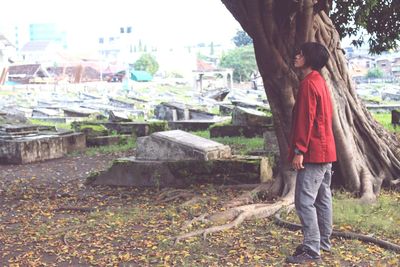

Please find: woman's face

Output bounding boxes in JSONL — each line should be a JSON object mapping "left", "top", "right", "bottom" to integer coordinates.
{"left": 294, "top": 50, "right": 306, "bottom": 69}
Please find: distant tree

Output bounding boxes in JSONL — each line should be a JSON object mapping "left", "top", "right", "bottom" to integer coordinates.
{"left": 232, "top": 30, "right": 253, "bottom": 47}
{"left": 219, "top": 45, "right": 257, "bottom": 82}
{"left": 133, "top": 53, "right": 159, "bottom": 75}
{"left": 138, "top": 40, "right": 143, "bottom": 52}
{"left": 210, "top": 42, "right": 215, "bottom": 55}
{"left": 366, "top": 67, "right": 384, "bottom": 79}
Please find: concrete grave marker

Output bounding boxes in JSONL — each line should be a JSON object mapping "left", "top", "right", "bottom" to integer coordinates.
{"left": 136, "top": 130, "right": 231, "bottom": 160}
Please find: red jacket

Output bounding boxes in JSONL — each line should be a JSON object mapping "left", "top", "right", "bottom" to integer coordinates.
{"left": 289, "top": 70, "right": 337, "bottom": 163}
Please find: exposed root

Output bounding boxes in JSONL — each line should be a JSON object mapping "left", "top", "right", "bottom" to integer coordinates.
{"left": 390, "top": 179, "right": 400, "bottom": 186}
{"left": 63, "top": 231, "right": 72, "bottom": 246}
{"left": 217, "top": 184, "right": 260, "bottom": 190}
{"left": 50, "top": 225, "right": 84, "bottom": 235}
{"left": 182, "top": 213, "right": 209, "bottom": 230}
{"left": 158, "top": 189, "right": 190, "bottom": 199}
{"left": 180, "top": 196, "right": 205, "bottom": 207}
{"left": 174, "top": 199, "right": 291, "bottom": 244}
{"left": 162, "top": 192, "right": 195, "bottom": 203}
{"left": 54, "top": 206, "right": 96, "bottom": 212}
{"left": 224, "top": 182, "right": 275, "bottom": 208}
{"left": 274, "top": 210, "right": 400, "bottom": 253}
{"left": 157, "top": 189, "right": 195, "bottom": 203}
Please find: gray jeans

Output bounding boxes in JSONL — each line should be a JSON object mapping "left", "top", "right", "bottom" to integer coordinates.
{"left": 295, "top": 163, "right": 333, "bottom": 255}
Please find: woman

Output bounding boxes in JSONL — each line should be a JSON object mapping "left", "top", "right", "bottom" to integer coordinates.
{"left": 286, "top": 42, "right": 337, "bottom": 264}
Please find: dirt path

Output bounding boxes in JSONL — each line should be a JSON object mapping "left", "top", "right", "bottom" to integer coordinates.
{"left": 0, "top": 152, "right": 130, "bottom": 186}
{"left": 1, "top": 151, "right": 399, "bottom": 266}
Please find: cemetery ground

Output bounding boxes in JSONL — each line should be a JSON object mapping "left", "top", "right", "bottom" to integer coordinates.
{"left": 1, "top": 128, "right": 400, "bottom": 266}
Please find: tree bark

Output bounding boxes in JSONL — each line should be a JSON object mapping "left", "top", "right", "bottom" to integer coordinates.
{"left": 221, "top": 0, "right": 400, "bottom": 201}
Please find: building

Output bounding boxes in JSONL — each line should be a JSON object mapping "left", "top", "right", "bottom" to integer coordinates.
{"left": 375, "top": 58, "right": 392, "bottom": 77}
{"left": 347, "top": 55, "right": 375, "bottom": 79}
{"left": 20, "top": 40, "right": 64, "bottom": 64}
{"left": 0, "top": 33, "right": 16, "bottom": 84}
{"left": 29, "top": 23, "right": 68, "bottom": 49}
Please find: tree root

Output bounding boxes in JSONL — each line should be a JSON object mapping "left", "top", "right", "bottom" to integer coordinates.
{"left": 217, "top": 184, "right": 260, "bottom": 190}
{"left": 182, "top": 213, "right": 209, "bottom": 230}
{"left": 390, "top": 179, "right": 400, "bottom": 186}
{"left": 157, "top": 189, "right": 195, "bottom": 202}
{"left": 50, "top": 225, "right": 82, "bottom": 235}
{"left": 174, "top": 200, "right": 291, "bottom": 244}
{"left": 54, "top": 206, "right": 96, "bottom": 212}
{"left": 180, "top": 196, "right": 205, "bottom": 207}
{"left": 63, "top": 231, "right": 71, "bottom": 246}
{"left": 274, "top": 211, "right": 400, "bottom": 253}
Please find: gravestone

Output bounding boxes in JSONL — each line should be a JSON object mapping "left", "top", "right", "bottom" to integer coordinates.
{"left": 136, "top": 130, "right": 231, "bottom": 160}
{"left": 87, "top": 130, "right": 274, "bottom": 187}
{"left": 154, "top": 102, "right": 216, "bottom": 121}
{"left": 232, "top": 106, "right": 272, "bottom": 127}
{"left": 0, "top": 124, "right": 85, "bottom": 164}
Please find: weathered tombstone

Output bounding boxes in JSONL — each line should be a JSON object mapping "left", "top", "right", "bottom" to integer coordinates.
{"left": 0, "top": 108, "right": 28, "bottom": 124}
{"left": 87, "top": 130, "right": 273, "bottom": 187}
{"left": 219, "top": 104, "right": 234, "bottom": 116}
{"left": 232, "top": 106, "right": 272, "bottom": 127}
{"left": 0, "top": 124, "right": 85, "bottom": 164}
{"left": 136, "top": 130, "right": 231, "bottom": 160}
{"left": 154, "top": 102, "right": 216, "bottom": 121}
{"left": 392, "top": 109, "right": 400, "bottom": 128}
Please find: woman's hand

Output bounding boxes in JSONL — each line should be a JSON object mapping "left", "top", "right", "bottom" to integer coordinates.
{"left": 292, "top": 154, "right": 304, "bottom": 171}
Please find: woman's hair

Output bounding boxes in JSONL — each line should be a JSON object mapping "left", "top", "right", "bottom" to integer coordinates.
{"left": 299, "top": 42, "right": 330, "bottom": 70}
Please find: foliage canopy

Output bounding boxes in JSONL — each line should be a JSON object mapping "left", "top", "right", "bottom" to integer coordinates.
{"left": 133, "top": 53, "right": 159, "bottom": 75}
{"left": 219, "top": 45, "right": 257, "bottom": 82}
{"left": 232, "top": 30, "right": 253, "bottom": 47}
{"left": 331, "top": 0, "right": 400, "bottom": 53}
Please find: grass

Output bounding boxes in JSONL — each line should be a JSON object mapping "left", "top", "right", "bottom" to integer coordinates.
{"left": 332, "top": 190, "right": 400, "bottom": 237}
{"left": 190, "top": 130, "right": 264, "bottom": 155}
{"left": 371, "top": 112, "right": 399, "bottom": 132}
{"left": 83, "top": 137, "right": 136, "bottom": 156}
{"left": 29, "top": 118, "right": 72, "bottom": 130}
{"left": 283, "top": 190, "right": 400, "bottom": 240}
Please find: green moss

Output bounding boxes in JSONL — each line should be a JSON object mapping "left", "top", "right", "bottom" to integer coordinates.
{"left": 80, "top": 124, "right": 108, "bottom": 133}
{"left": 148, "top": 121, "right": 168, "bottom": 134}
{"left": 28, "top": 119, "right": 71, "bottom": 130}
{"left": 208, "top": 119, "right": 232, "bottom": 130}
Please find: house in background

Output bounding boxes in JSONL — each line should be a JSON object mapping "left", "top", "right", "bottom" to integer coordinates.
{"left": 392, "top": 56, "right": 400, "bottom": 80}
{"left": 8, "top": 64, "right": 51, "bottom": 84}
{"left": 19, "top": 40, "right": 64, "bottom": 64}
{"left": 347, "top": 55, "right": 375, "bottom": 80}
{"left": 0, "top": 33, "right": 16, "bottom": 84}
{"left": 375, "top": 58, "right": 392, "bottom": 77}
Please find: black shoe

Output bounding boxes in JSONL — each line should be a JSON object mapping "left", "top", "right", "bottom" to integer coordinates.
{"left": 286, "top": 248, "right": 321, "bottom": 264}
{"left": 293, "top": 244, "right": 307, "bottom": 256}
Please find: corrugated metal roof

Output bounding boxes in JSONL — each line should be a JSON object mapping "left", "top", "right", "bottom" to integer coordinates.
{"left": 21, "top": 40, "right": 52, "bottom": 52}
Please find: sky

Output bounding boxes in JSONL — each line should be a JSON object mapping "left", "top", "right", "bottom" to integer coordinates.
{"left": 0, "top": 0, "right": 242, "bottom": 51}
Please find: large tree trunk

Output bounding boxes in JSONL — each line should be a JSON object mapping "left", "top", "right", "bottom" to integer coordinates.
{"left": 171, "top": 0, "right": 400, "bottom": 242}
{"left": 221, "top": 0, "right": 400, "bottom": 201}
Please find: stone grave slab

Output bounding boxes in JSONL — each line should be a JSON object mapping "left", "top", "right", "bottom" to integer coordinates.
{"left": 232, "top": 106, "right": 272, "bottom": 127}
{"left": 86, "top": 155, "right": 270, "bottom": 187}
{"left": 154, "top": 102, "right": 216, "bottom": 121}
{"left": 0, "top": 124, "right": 86, "bottom": 164}
{"left": 136, "top": 130, "right": 231, "bottom": 160}
{"left": 168, "top": 120, "right": 216, "bottom": 131}
{"left": 87, "top": 134, "right": 132, "bottom": 147}
{"left": 210, "top": 125, "right": 273, "bottom": 138}
{"left": 167, "top": 117, "right": 230, "bottom": 132}
{"left": 0, "top": 132, "right": 85, "bottom": 164}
